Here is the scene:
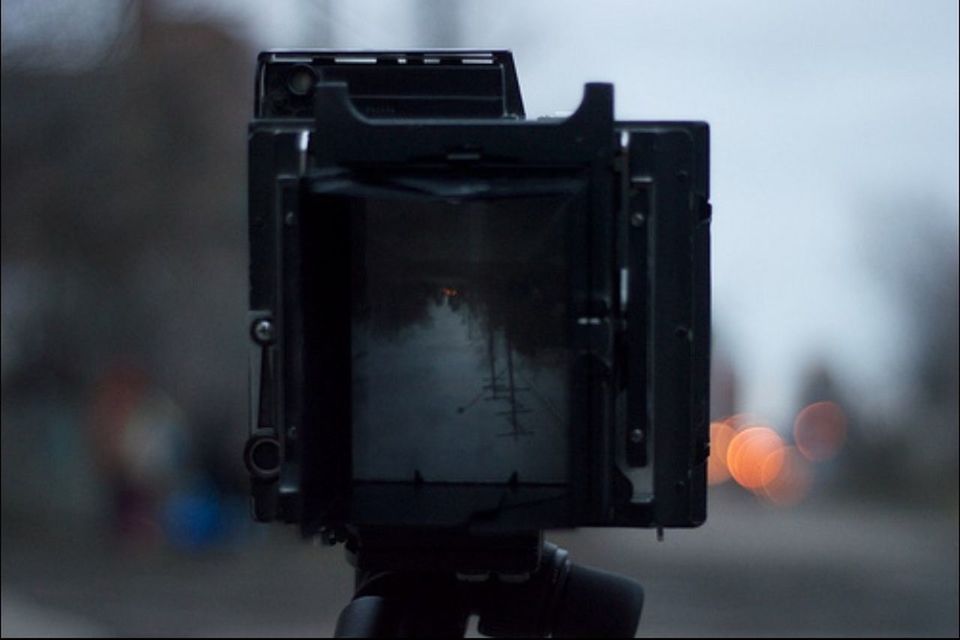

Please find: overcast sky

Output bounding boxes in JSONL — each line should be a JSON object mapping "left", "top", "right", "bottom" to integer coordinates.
{"left": 4, "top": 0, "right": 958, "bottom": 425}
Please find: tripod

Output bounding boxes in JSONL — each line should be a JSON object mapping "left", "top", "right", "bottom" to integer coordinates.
{"left": 334, "top": 542, "right": 644, "bottom": 638}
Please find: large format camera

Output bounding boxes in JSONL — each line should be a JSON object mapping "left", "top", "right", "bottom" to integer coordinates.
{"left": 245, "top": 50, "right": 710, "bottom": 573}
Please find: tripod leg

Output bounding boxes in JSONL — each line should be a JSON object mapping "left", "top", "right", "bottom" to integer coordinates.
{"left": 337, "top": 573, "right": 470, "bottom": 638}
{"left": 551, "top": 563, "right": 644, "bottom": 638}
{"left": 334, "top": 596, "right": 398, "bottom": 638}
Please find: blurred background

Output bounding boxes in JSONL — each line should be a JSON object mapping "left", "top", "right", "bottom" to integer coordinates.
{"left": 1, "top": 0, "right": 957, "bottom": 636}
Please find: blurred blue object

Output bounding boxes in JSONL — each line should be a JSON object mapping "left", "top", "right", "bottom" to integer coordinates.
{"left": 161, "top": 479, "right": 228, "bottom": 551}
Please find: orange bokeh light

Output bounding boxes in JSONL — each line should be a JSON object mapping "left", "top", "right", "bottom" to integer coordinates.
{"left": 727, "top": 426, "right": 785, "bottom": 490}
{"left": 722, "top": 413, "right": 762, "bottom": 430}
{"left": 759, "top": 446, "right": 813, "bottom": 506}
{"left": 794, "top": 401, "right": 847, "bottom": 462}
{"left": 707, "top": 420, "right": 737, "bottom": 485}
{"left": 707, "top": 414, "right": 814, "bottom": 506}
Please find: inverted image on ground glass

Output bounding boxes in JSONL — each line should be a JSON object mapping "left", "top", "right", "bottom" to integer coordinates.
{"left": 351, "top": 194, "right": 575, "bottom": 484}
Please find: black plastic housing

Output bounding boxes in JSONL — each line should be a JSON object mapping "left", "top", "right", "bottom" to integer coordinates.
{"left": 246, "top": 50, "right": 710, "bottom": 541}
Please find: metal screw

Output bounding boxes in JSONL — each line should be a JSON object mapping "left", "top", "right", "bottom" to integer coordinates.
{"left": 253, "top": 319, "right": 275, "bottom": 344}
{"left": 629, "top": 428, "right": 644, "bottom": 444}
{"left": 630, "top": 212, "right": 645, "bottom": 227}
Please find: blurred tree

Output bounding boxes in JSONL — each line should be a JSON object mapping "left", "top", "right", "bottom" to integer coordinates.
{"left": 827, "top": 199, "right": 960, "bottom": 505}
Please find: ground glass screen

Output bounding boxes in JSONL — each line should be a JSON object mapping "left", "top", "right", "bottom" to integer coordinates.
{"left": 350, "top": 193, "right": 577, "bottom": 484}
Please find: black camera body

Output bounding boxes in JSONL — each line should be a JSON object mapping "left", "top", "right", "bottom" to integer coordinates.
{"left": 246, "top": 51, "right": 710, "bottom": 562}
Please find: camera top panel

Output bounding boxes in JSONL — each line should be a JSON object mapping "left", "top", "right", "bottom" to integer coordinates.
{"left": 255, "top": 50, "right": 525, "bottom": 120}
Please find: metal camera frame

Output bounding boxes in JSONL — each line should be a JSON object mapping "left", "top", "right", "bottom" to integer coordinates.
{"left": 246, "top": 51, "right": 711, "bottom": 563}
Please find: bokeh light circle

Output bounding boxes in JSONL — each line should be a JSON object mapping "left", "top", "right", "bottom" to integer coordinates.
{"left": 727, "top": 426, "right": 784, "bottom": 490}
{"left": 760, "top": 446, "right": 813, "bottom": 506}
{"left": 794, "top": 401, "right": 848, "bottom": 461}
{"left": 708, "top": 420, "right": 737, "bottom": 485}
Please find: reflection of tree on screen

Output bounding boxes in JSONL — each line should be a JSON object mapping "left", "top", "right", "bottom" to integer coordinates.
{"left": 456, "top": 319, "right": 534, "bottom": 439}
{"left": 351, "top": 195, "right": 572, "bottom": 438}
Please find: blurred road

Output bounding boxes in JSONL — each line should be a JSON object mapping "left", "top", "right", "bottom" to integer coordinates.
{"left": 3, "top": 488, "right": 957, "bottom": 637}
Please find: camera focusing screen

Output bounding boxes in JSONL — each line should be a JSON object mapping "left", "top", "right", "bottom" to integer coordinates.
{"left": 313, "top": 189, "right": 580, "bottom": 486}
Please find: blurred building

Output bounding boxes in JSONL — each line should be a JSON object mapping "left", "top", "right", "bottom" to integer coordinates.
{"left": 2, "top": 8, "right": 252, "bottom": 530}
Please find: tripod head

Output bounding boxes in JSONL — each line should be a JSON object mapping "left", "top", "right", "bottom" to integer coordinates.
{"left": 334, "top": 541, "right": 644, "bottom": 638}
